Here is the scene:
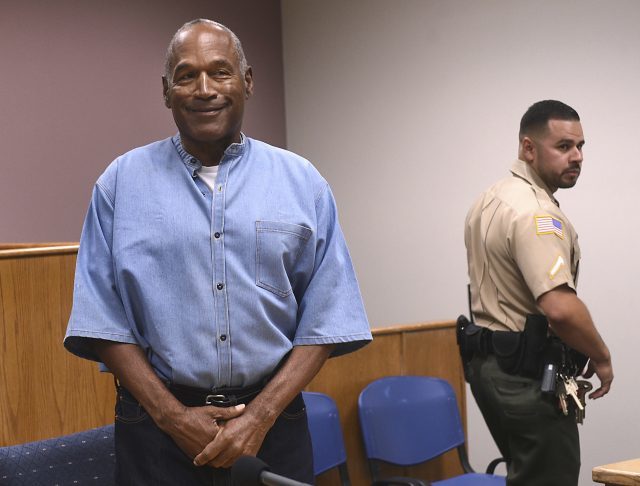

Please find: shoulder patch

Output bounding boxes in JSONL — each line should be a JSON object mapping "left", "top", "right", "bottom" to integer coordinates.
{"left": 535, "top": 215, "right": 564, "bottom": 239}
{"left": 549, "top": 255, "right": 565, "bottom": 279}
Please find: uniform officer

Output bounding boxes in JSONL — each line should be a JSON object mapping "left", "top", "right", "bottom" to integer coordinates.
{"left": 464, "top": 100, "right": 613, "bottom": 485}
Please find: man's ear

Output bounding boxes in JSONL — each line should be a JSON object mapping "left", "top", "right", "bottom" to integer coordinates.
{"left": 244, "top": 67, "right": 254, "bottom": 99}
{"left": 162, "top": 76, "right": 171, "bottom": 108}
{"left": 521, "top": 136, "right": 536, "bottom": 163}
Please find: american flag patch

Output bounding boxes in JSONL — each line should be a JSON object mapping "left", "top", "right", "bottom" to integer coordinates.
{"left": 535, "top": 216, "right": 564, "bottom": 239}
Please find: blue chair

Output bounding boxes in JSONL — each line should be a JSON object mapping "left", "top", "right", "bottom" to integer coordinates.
{"left": 303, "top": 391, "right": 351, "bottom": 486}
{"left": 0, "top": 424, "right": 115, "bottom": 485}
{"left": 358, "top": 376, "right": 505, "bottom": 486}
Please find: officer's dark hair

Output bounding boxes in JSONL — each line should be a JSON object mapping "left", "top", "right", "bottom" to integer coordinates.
{"left": 519, "top": 100, "right": 580, "bottom": 140}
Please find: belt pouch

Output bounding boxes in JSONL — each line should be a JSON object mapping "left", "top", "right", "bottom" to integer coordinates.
{"left": 465, "top": 323, "right": 487, "bottom": 355}
{"left": 492, "top": 330, "right": 524, "bottom": 374}
{"left": 521, "top": 314, "right": 549, "bottom": 378}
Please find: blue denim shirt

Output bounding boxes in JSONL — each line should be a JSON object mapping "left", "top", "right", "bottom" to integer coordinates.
{"left": 64, "top": 135, "right": 371, "bottom": 389}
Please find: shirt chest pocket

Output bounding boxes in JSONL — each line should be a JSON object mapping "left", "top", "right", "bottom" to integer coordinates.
{"left": 255, "top": 220, "right": 313, "bottom": 298}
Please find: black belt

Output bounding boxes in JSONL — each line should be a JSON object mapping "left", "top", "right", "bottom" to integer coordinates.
{"left": 169, "top": 382, "right": 265, "bottom": 408}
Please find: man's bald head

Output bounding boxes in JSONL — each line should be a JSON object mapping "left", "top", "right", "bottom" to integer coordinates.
{"left": 164, "top": 19, "right": 248, "bottom": 84}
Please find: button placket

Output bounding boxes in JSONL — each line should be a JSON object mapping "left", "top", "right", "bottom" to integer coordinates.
{"left": 211, "top": 157, "right": 234, "bottom": 386}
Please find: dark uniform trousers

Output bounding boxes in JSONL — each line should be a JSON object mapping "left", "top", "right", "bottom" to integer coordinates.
{"left": 467, "top": 353, "right": 580, "bottom": 486}
{"left": 113, "top": 386, "right": 313, "bottom": 485}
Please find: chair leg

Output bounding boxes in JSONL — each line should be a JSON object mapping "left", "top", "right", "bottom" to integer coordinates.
{"left": 338, "top": 463, "right": 351, "bottom": 486}
{"left": 457, "top": 445, "right": 475, "bottom": 473}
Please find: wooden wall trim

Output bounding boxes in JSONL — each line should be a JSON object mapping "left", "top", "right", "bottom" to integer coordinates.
{"left": 0, "top": 243, "right": 79, "bottom": 259}
{"left": 372, "top": 319, "right": 456, "bottom": 335}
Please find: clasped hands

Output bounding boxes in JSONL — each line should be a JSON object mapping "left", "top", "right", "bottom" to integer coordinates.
{"left": 163, "top": 403, "right": 271, "bottom": 469}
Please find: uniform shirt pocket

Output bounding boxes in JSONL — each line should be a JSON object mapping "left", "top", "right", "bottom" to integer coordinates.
{"left": 256, "top": 220, "right": 313, "bottom": 297}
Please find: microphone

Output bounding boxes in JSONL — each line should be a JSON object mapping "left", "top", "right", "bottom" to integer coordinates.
{"left": 231, "top": 455, "right": 312, "bottom": 486}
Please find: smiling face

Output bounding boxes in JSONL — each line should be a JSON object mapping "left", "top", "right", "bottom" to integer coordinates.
{"left": 522, "top": 119, "right": 585, "bottom": 193}
{"left": 162, "top": 23, "right": 253, "bottom": 165}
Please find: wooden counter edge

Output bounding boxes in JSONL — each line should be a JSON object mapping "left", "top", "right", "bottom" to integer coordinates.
{"left": 593, "top": 458, "right": 640, "bottom": 485}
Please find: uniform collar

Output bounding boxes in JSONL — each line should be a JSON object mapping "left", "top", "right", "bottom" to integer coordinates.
{"left": 510, "top": 159, "right": 559, "bottom": 206}
{"left": 172, "top": 133, "right": 247, "bottom": 177}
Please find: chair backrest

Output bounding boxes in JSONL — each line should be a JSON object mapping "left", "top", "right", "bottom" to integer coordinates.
{"left": 358, "top": 376, "right": 466, "bottom": 466}
{"left": 303, "top": 391, "right": 350, "bottom": 484}
{"left": 0, "top": 424, "right": 115, "bottom": 485}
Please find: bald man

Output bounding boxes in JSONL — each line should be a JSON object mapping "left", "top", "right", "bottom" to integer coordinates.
{"left": 65, "top": 19, "right": 371, "bottom": 485}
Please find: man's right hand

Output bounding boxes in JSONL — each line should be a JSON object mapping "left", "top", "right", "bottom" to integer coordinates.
{"left": 582, "top": 358, "right": 613, "bottom": 400}
{"left": 160, "top": 403, "right": 246, "bottom": 460}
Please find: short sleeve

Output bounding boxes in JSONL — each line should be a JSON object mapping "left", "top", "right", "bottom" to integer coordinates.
{"left": 510, "top": 210, "right": 576, "bottom": 300}
{"left": 292, "top": 184, "right": 372, "bottom": 356}
{"left": 64, "top": 178, "right": 138, "bottom": 362}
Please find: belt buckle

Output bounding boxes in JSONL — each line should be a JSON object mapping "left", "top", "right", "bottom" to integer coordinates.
{"left": 205, "top": 394, "right": 236, "bottom": 406}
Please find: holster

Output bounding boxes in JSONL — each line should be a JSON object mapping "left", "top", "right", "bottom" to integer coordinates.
{"left": 456, "top": 315, "right": 478, "bottom": 366}
{"left": 456, "top": 315, "right": 491, "bottom": 381}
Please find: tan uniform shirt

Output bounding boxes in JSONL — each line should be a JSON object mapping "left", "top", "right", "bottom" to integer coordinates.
{"left": 465, "top": 159, "right": 580, "bottom": 332}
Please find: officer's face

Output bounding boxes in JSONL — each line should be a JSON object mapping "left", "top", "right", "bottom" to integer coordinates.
{"left": 526, "top": 119, "right": 585, "bottom": 193}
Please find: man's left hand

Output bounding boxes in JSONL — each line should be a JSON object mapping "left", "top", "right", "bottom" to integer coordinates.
{"left": 192, "top": 407, "right": 273, "bottom": 468}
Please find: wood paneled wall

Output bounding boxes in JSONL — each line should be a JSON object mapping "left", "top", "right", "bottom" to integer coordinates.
{"left": 0, "top": 245, "right": 466, "bottom": 485}
{"left": 0, "top": 244, "right": 114, "bottom": 446}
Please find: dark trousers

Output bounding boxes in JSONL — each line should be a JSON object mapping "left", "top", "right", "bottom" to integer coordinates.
{"left": 467, "top": 354, "right": 580, "bottom": 486}
{"left": 114, "top": 387, "right": 314, "bottom": 485}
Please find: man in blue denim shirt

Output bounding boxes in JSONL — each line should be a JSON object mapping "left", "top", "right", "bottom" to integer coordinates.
{"left": 64, "top": 19, "right": 371, "bottom": 485}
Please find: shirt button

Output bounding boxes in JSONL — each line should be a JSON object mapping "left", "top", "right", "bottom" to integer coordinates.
{"left": 220, "top": 335, "right": 227, "bottom": 342}
{"left": 214, "top": 232, "right": 221, "bottom": 239}
{"left": 216, "top": 283, "right": 224, "bottom": 290}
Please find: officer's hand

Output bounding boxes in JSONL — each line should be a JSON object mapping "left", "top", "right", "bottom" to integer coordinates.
{"left": 583, "top": 358, "right": 613, "bottom": 399}
{"left": 164, "top": 404, "right": 246, "bottom": 460}
{"left": 192, "top": 407, "right": 273, "bottom": 468}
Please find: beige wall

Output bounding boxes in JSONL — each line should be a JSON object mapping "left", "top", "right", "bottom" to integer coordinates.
{"left": 0, "top": 0, "right": 285, "bottom": 242}
{"left": 281, "top": 1, "right": 639, "bottom": 484}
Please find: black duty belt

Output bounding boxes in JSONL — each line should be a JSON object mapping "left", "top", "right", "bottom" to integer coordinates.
{"left": 169, "top": 382, "right": 265, "bottom": 408}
